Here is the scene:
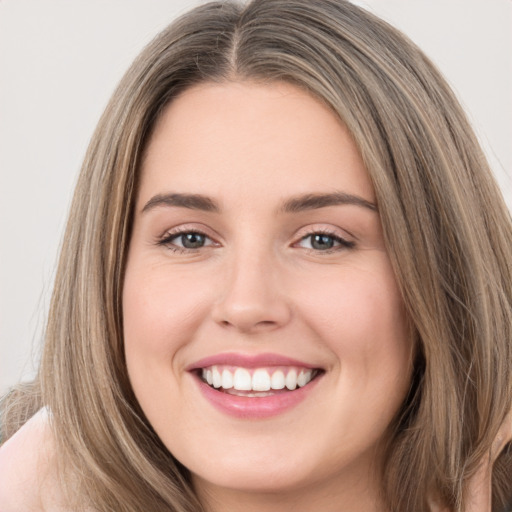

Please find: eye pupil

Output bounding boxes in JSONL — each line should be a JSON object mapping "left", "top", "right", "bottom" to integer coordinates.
{"left": 181, "top": 233, "right": 205, "bottom": 248}
{"left": 311, "top": 234, "right": 334, "bottom": 250}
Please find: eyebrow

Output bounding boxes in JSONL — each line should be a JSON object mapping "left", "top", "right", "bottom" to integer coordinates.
{"left": 141, "top": 191, "right": 377, "bottom": 215}
{"left": 280, "top": 192, "right": 377, "bottom": 213}
{"left": 142, "top": 193, "right": 220, "bottom": 213}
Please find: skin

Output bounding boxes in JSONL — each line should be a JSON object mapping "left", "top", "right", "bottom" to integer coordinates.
{"left": 0, "top": 81, "right": 509, "bottom": 511}
{"left": 0, "top": 410, "right": 509, "bottom": 511}
{"left": 123, "top": 81, "right": 414, "bottom": 512}
{"left": 0, "top": 409, "right": 508, "bottom": 511}
{"left": 0, "top": 409, "right": 69, "bottom": 511}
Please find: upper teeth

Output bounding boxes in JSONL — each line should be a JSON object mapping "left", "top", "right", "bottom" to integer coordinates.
{"left": 201, "top": 366, "right": 315, "bottom": 392}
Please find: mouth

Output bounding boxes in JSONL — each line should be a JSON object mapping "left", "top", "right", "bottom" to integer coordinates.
{"left": 188, "top": 353, "right": 325, "bottom": 418}
{"left": 197, "top": 365, "right": 322, "bottom": 397}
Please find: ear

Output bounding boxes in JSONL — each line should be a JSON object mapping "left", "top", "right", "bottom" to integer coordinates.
{"left": 491, "top": 408, "right": 512, "bottom": 461}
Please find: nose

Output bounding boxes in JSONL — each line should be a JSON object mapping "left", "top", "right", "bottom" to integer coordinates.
{"left": 211, "top": 250, "right": 292, "bottom": 334}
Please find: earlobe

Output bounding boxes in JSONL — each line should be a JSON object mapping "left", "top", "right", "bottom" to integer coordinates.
{"left": 491, "top": 408, "right": 512, "bottom": 461}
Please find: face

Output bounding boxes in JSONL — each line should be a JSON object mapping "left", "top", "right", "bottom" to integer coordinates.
{"left": 123, "top": 81, "right": 413, "bottom": 506}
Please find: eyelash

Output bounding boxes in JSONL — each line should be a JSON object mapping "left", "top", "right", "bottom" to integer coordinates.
{"left": 296, "top": 229, "right": 355, "bottom": 253}
{"left": 157, "top": 228, "right": 355, "bottom": 254}
{"left": 157, "top": 228, "right": 215, "bottom": 253}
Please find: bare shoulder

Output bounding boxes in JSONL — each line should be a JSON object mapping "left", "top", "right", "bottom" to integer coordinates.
{"left": 0, "top": 408, "right": 67, "bottom": 511}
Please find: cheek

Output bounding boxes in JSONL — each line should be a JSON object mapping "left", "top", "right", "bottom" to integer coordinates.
{"left": 301, "top": 259, "right": 407, "bottom": 336}
{"left": 296, "top": 262, "right": 413, "bottom": 450}
{"left": 123, "top": 263, "right": 208, "bottom": 358}
{"left": 122, "top": 261, "right": 218, "bottom": 413}
{"left": 296, "top": 258, "right": 412, "bottom": 391}
{"left": 122, "top": 259, "right": 219, "bottom": 433}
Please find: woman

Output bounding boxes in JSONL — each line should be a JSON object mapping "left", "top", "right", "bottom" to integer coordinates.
{"left": 1, "top": 0, "right": 511, "bottom": 511}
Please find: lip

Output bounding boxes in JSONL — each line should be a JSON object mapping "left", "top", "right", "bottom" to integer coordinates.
{"left": 186, "top": 352, "right": 320, "bottom": 371}
{"left": 187, "top": 352, "right": 324, "bottom": 419}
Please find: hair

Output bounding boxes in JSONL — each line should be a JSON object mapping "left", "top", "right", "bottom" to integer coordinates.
{"left": 1, "top": 0, "right": 511, "bottom": 510}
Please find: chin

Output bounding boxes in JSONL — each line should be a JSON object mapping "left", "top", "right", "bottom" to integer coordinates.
{"left": 191, "top": 463, "right": 315, "bottom": 495}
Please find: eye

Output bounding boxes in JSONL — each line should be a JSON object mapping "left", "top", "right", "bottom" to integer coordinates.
{"left": 297, "top": 232, "right": 355, "bottom": 252}
{"left": 158, "top": 230, "right": 215, "bottom": 251}
{"left": 176, "top": 232, "right": 208, "bottom": 249}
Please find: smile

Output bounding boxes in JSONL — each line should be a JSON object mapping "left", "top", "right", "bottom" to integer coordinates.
{"left": 188, "top": 353, "right": 324, "bottom": 418}
{"left": 201, "top": 365, "right": 318, "bottom": 396}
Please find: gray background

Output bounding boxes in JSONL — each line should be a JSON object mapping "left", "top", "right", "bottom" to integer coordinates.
{"left": 1, "top": 0, "right": 511, "bottom": 394}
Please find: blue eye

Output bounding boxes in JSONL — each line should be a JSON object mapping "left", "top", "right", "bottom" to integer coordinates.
{"left": 310, "top": 234, "right": 336, "bottom": 250}
{"left": 299, "top": 232, "right": 354, "bottom": 251}
{"left": 159, "top": 231, "right": 214, "bottom": 251}
{"left": 176, "top": 232, "right": 207, "bottom": 249}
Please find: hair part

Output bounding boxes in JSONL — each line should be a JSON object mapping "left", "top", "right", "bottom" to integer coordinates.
{"left": 2, "top": 1, "right": 511, "bottom": 511}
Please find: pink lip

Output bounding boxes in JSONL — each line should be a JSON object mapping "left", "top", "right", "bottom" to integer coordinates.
{"left": 187, "top": 352, "right": 320, "bottom": 371}
{"left": 187, "top": 352, "right": 324, "bottom": 419}
{"left": 192, "top": 375, "right": 322, "bottom": 419}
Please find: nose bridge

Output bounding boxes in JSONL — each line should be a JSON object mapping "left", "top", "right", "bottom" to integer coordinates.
{"left": 212, "top": 236, "right": 291, "bottom": 332}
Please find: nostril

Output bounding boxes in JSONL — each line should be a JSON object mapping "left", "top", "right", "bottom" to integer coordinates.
{"left": 210, "top": 273, "right": 292, "bottom": 332}
{"left": 218, "top": 318, "right": 280, "bottom": 334}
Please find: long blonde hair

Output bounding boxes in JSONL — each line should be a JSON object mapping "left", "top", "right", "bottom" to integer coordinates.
{"left": 2, "top": 1, "right": 511, "bottom": 510}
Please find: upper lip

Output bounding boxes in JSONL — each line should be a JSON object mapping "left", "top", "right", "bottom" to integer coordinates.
{"left": 186, "top": 352, "right": 322, "bottom": 371}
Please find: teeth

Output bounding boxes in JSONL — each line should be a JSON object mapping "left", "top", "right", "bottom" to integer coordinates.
{"left": 297, "top": 370, "right": 308, "bottom": 387}
{"left": 285, "top": 369, "right": 297, "bottom": 390}
{"left": 201, "top": 366, "right": 316, "bottom": 392}
{"left": 212, "top": 367, "right": 222, "bottom": 388}
{"left": 271, "top": 370, "right": 285, "bottom": 390}
{"left": 221, "top": 369, "right": 233, "bottom": 389}
{"left": 252, "top": 369, "right": 271, "bottom": 391}
{"left": 233, "top": 368, "right": 252, "bottom": 390}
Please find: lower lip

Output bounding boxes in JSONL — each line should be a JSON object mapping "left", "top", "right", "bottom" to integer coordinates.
{"left": 192, "top": 373, "right": 322, "bottom": 419}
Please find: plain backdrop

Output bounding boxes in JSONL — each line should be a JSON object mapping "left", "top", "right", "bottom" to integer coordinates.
{"left": 1, "top": 0, "right": 511, "bottom": 395}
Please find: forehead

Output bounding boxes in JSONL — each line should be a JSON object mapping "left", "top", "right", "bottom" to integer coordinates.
{"left": 138, "top": 81, "right": 375, "bottom": 208}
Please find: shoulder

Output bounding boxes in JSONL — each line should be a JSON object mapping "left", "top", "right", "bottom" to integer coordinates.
{"left": 0, "top": 408, "right": 67, "bottom": 511}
